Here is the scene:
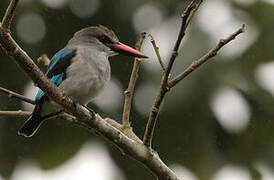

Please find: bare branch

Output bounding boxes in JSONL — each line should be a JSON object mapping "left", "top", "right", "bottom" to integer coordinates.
{"left": 165, "top": 0, "right": 197, "bottom": 77}
{"left": 0, "top": 86, "right": 35, "bottom": 105}
{"left": 143, "top": 0, "right": 200, "bottom": 147}
{"left": 185, "top": 0, "right": 203, "bottom": 27}
{"left": 168, "top": 24, "right": 246, "bottom": 88}
{"left": 0, "top": 110, "right": 31, "bottom": 116}
{"left": 1, "top": 0, "right": 19, "bottom": 32}
{"left": 122, "top": 32, "right": 146, "bottom": 128}
{"left": 149, "top": 34, "right": 166, "bottom": 71}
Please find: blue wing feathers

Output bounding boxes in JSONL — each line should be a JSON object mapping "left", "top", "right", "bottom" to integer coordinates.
{"left": 20, "top": 49, "right": 77, "bottom": 137}
{"left": 35, "top": 49, "right": 76, "bottom": 101}
{"left": 46, "top": 49, "right": 75, "bottom": 74}
{"left": 35, "top": 89, "right": 44, "bottom": 101}
{"left": 50, "top": 74, "right": 64, "bottom": 86}
{"left": 35, "top": 74, "right": 64, "bottom": 101}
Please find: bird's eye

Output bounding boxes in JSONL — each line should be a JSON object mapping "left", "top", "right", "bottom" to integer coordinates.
{"left": 98, "top": 35, "right": 112, "bottom": 44}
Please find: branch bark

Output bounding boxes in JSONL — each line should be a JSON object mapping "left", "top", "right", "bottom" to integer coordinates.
{"left": 143, "top": 0, "right": 244, "bottom": 148}
{"left": 0, "top": 86, "right": 35, "bottom": 105}
{"left": 0, "top": 110, "right": 31, "bottom": 116}
{"left": 122, "top": 32, "right": 146, "bottom": 128}
{"left": 1, "top": 0, "right": 19, "bottom": 32}
{"left": 149, "top": 34, "right": 166, "bottom": 71}
{"left": 168, "top": 24, "right": 246, "bottom": 88}
{"left": 143, "top": 0, "right": 200, "bottom": 147}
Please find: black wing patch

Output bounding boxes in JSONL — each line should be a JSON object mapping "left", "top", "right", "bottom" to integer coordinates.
{"left": 46, "top": 49, "right": 77, "bottom": 79}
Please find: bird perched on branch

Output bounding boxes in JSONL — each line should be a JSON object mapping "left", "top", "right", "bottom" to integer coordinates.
{"left": 18, "top": 25, "right": 148, "bottom": 137}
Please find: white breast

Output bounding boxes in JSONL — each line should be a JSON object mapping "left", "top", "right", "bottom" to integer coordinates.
{"left": 59, "top": 47, "right": 111, "bottom": 104}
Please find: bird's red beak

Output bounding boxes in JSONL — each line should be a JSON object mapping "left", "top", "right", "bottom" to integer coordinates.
{"left": 111, "top": 42, "right": 148, "bottom": 58}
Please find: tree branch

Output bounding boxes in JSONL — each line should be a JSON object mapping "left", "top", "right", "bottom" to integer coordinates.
{"left": 0, "top": 84, "right": 143, "bottom": 143}
{"left": 1, "top": 0, "right": 19, "bottom": 32}
{"left": 168, "top": 24, "right": 246, "bottom": 88}
{"left": 122, "top": 32, "right": 146, "bottom": 128}
{"left": 0, "top": 110, "right": 31, "bottom": 116}
{"left": 143, "top": 0, "right": 200, "bottom": 147}
{"left": 0, "top": 86, "right": 35, "bottom": 105}
{"left": 165, "top": 0, "right": 197, "bottom": 77}
{"left": 149, "top": 34, "right": 166, "bottom": 71}
{"left": 185, "top": 0, "right": 203, "bottom": 28}
{"left": 0, "top": 1, "right": 180, "bottom": 179}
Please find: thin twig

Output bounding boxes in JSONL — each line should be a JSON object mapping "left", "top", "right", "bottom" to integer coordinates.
{"left": 1, "top": 0, "right": 19, "bottom": 32}
{"left": 165, "top": 0, "right": 197, "bottom": 78}
{"left": 0, "top": 110, "right": 69, "bottom": 122}
{"left": 149, "top": 34, "right": 166, "bottom": 71}
{"left": 0, "top": 110, "right": 31, "bottom": 116}
{"left": 0, "top": 110, "right": 76, "bottom": 122}
{"left": 168, "top": 24, "right": 246, "bottom": 88}
{"left": 122, "top": 32, "right": 146, "bottom": 128}
{"left": 143, "top": 0, "right": 199, "bottom": 147}
{"left": 185, "top": 0, "right": 203, "bottom": 27}
{"left": 0, "top": 86, "right": 35, "bottom": 104}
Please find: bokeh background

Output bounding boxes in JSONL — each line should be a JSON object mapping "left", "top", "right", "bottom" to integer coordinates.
{"left": 0, "top": 0, "right": 274, "bottom": 179}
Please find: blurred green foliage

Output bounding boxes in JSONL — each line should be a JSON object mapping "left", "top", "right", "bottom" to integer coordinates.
{"left": 0, "top": 0, "right": 274, "bottom": 179}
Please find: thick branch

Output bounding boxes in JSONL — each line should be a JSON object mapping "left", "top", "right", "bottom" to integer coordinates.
{"left": 1, "top": 0, "right": 19, "bottom": 32}
{"left": 0, "top": 83, "right": 144, "bottom": 144}
{"left": 0, "top": 86, "right": 35, "bottom": 105}
{"left": 122, "top": 32, "right": 146, "bottom": 128}
{"left": 143, "top": 0, "right": 200, "bottom": 147}
{"left": 168, "top": 24, "right": 246, "bottom": 88}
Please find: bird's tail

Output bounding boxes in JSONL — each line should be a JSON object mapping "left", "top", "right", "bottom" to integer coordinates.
{"left": 18, "top": 103, "right": 44, "bottom": 137}
{"left": 18, "top": 114, "right": 44, "bottom": 137}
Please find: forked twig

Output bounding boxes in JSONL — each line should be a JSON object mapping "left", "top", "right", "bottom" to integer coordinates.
{"left": 143, "top": 0, "right": 200, "bottom": 147}
{"left": 168, "top": 24, "right": 246, "bottom": 88}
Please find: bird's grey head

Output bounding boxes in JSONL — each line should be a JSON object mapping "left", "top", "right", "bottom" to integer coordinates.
{"left": 68, "top": 25, "right": 148, "bottom": 58}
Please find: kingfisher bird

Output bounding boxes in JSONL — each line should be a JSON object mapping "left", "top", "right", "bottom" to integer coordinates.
{"left": 18, "top": 25, "right": 148, "bottom": 137}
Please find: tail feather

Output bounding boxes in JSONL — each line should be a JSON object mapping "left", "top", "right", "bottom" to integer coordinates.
{"left": 18, "top": 114, "right": 43, "bottom": 137}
